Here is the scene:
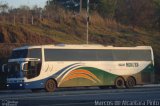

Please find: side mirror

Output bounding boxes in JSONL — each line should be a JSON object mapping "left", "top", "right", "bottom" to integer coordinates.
{"left": 22, "top": 62, "right": 28, "bottom": 72}
{"left": 2, "top": 64, "right": 7, "bottom": 72}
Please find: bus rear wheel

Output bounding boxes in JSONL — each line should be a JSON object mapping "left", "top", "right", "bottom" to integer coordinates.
{"left": 126, "top": 77, "right": 136, "bottom": 88}
{"left": 45, "top": 79, "right": 56, "bottom": 92}
{"left": 115, "top": 77, "right": 125, "bottom": 89}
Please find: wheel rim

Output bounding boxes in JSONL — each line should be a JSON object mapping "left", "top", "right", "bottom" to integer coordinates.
{"left": 128, "top": 78, "right": 135, "bottom": 87}
{"left": 117, "top": 80, "right": 123, "bottom": 87}
{"left": 46, "top": 80, "right": 55, "bottom": 92}
{"left": 116, "top": 77, "right": 124, "bottom": 88}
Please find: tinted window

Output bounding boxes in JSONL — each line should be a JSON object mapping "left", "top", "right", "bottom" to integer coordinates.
{"left": 45, "top": 49, "right": 98, "bottom": 61}
{"left": 127, "top": 50, "right": 151, "bottom": 61}
{"left": 112, "top": 50, "right": 129, "bottom": 60}
{"left": 7, "top": 62, "right": 21, "bottom": 78}
{"left": 112, "top": 50, "right": 151, "bottom": 61}
{"left": 25, "top": 61, "right": 42, "bottom": 79}
{"left": 97, "top": 50, "right": 113, "bottom": 61}
{"left": 44, "top": 49, "right": 151, "bottom": 61}
{"left": 10, "top": 49, "right": 28, "bottom": 59}
{"left": 28, "top": 49, "right": 42, "bottom": 60}
{"left": 10, "top": 48, "right": 42, "bottom": 60}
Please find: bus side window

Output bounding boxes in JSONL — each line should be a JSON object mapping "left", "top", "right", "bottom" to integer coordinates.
{"left": 26, "top": 61, "right": 41, "bottom": 79}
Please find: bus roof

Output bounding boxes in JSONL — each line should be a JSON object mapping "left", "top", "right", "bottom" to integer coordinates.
{"left": 13, "top": 44, "right": 152, "bottom": 50}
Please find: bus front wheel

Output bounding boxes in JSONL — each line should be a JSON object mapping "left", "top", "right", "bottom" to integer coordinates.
{"left": 115, "top": 77, "right": 125, "bottom": 89}
{"left": 45, "top": 79, "right": 56, "bottom": 92}
{"left": 126, "top": 77, "right": 136, "bottom": 88}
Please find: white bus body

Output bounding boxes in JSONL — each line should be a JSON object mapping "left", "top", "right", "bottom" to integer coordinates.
{"left": 3, "top": 45, "right": 155, "bottom": 92}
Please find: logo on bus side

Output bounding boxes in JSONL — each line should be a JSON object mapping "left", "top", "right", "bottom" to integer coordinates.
{"left": 119, "top": 63, "right": 139, "bottom": 67}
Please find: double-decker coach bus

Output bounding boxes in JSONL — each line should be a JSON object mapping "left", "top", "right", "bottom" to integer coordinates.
{"left": 2, "top": 45, "right": 155, "bottom": 92}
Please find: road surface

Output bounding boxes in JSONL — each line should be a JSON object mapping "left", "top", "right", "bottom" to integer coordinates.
{"left": 0, "top": 86, "right": 160, "bottom": 106}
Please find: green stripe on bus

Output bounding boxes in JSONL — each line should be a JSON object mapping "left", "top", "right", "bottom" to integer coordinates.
{"left": 58, "top": 64, "right": 154, "bottom": 87}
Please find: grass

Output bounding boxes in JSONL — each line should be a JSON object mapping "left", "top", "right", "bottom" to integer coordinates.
{"left": 0, "top": 10, "right": 160, "bottom": 81}
{"left": 0, "top": 11, "right": 159, "bottom": 46}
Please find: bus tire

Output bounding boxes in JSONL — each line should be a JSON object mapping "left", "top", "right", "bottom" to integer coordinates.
{"left": 45, "top": 79, "right": 56, "bottom": 92}
{"left": 115, "top": 77, "right": 125, "bottom": 89}
{"left": 126, "top": 77, "right": 136, "bottom": 89}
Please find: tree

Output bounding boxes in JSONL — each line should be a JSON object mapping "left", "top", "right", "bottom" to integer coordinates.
{"left": 46, "top": 0, "right": 82, "bottom": 12}
{"left": 81, "top": 0, "right": 117, "bottom": 18}
{"left": 154, "top": 0, "right": 160, "bottom": 29}
{"left": 0, "top": 3, "right": 9, "bottom": 14}
{"left": 115, "top": 0, "right": 155, "bottom": 28}
{"left": 97, "top": 0, "right": 117, "bottom": 18}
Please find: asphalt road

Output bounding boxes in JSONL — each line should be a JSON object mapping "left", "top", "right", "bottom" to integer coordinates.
{"left": 0, "top": 86, "right": 160, "bottom": 106}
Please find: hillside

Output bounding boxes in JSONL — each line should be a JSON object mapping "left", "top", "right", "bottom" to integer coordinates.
{"left": 0, "top": 11, "right": 160, "bottom": 82}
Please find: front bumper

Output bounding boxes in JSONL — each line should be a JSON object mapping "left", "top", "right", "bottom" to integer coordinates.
{"left": 7, "top": 83, "right": 25, "bottom": 89}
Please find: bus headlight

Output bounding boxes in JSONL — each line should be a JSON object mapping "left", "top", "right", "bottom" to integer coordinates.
{"left": 19, "top": 84, "right": 23, "bottom": 86}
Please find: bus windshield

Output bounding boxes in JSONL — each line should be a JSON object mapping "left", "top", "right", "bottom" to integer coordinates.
{"left": 10, "top": 49, "right": 28, "bottom": 59}
{"left": 10, "top": 48, "right": 42, "bottom": 60}
{"left": 7, "top": 62, "right": 21, "bottom": 78}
